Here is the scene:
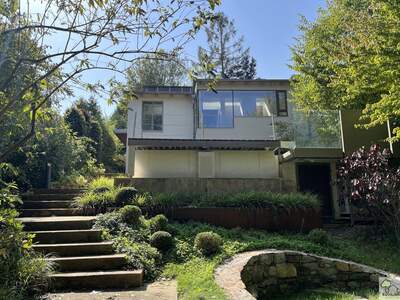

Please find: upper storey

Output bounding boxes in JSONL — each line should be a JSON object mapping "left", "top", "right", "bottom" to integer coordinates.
{"left": 194, "top": 79, "right": 291, "bottom": 140}
{"left": 127, "top": 79, "right": 293, "bottom": 141}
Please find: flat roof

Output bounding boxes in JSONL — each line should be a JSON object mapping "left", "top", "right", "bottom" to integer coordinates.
{"left": 128, "top": 138, "right": 280, "bottom": 150}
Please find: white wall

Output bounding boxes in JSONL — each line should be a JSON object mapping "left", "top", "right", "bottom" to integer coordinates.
{"left": 215, "top": 151, "right": 279, "bottom": 178}
{"left": 134, "top": 150, "right": 198, "bottom": 178}
{"left": 127, "top": 94, "right": 194, "bottom": 139}
{"left": 132, "top": 150, "right": 279, "bottom": 179}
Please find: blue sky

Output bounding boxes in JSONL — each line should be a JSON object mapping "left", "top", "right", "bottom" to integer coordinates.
{"left": 57, "top": 0, "right": 326, "bottom": 115}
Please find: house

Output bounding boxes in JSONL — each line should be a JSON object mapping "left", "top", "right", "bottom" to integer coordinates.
{"left": 115, "top": 79, "right": 398, "bottom": 220}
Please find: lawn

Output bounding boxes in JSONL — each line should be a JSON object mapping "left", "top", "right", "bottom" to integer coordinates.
{"left": 94, "top": 207, "right": 400, "bottom": 300}
{"left": 162, "top": 222, "right": 399, "bottom": 300}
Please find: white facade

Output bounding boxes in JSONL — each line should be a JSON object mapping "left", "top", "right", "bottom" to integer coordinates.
{"left": 125, "top": 80, "right": 291, "bottom": 179}
{"left": 127, "top": 93, "right": 194, "bottom": 140}
{"left": 132, "top": 150, "right": 279, "bottom": 179}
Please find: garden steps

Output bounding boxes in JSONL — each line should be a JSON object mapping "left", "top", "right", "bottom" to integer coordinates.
{"left": 20, "top": 208, "right": 83, "bottom": 217}
{"left": 19, "top": 188, "right": 144, "bottom": 290}
{"left": 18, "top": 216, "right": 97, "bottom": 231}
{"left": 32, "top": 229, "right": 103, "bottom": 244}
{"left": 49, "top": 270, "right": 143, "bottom": 290}
{"left": 33, "top": 241, "right": 114, "bottom": 257}
{"left": 21, "top": 193, "right": 80, "bottom": 201}
{"left": 22, "top": 200, "right": 73, "bottom": 209}
{"left": 47, "top": 254, "right": 127, "bottom": 272}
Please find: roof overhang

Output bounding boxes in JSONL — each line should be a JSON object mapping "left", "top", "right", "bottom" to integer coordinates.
{"left": 280, "top": 147, "right": 344, "bottom": 162}
{"left": 128, "top": 138, "right": 280, "bottom": 151}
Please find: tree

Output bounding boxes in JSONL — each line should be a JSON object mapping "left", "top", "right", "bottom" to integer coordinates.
{"left": 197, "top": 12, "right": 256, "bottom": 79}
{"left": 0, "top": 0, "right": 221, "bottom": 161}
{"left": 110, "top": 54, "right": 188, "bottom": 129}
{"left": 64, "top": 107, "right": 87, "bottom": 137}
{"left": 225, "top": 53, "right": 257, "bottom": 80}
{"left": 291, "top": 0, "right": 400, "bottom": 141}
{"left": 338, "top": 144, "right": 400, "bottom": 244}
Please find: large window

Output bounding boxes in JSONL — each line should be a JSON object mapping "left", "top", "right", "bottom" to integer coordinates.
{"left": 199, "top": 90, "right": 289, "bottom": 128}
{"left": 233, "top": 91, "right": 277, "bottom": 117}
{"left": 142, "top": 102, "right": 163, "bottom": 131}
{"left": 199, "top": 91, "right": 233, "bottom": 128}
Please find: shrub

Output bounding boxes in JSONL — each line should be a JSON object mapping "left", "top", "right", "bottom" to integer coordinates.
{"left": 73, "top": 189, "right": 117, "bottom": 213}
{"left": 115, "top": 187, "right": 138, "bottom": 206}
{"left": 92, "top": 186, "right": 111, "bottom": 194}
{"left": 88, "top": 176, "right": 114, "bottom": 192}
{"left": 113, "top": 237, "right": 161, "bottom": 280}
{"left": 307, "top": 229, "right": 329, "bottom": 245}
{"left": 194, "top": 231, "right": 222, "bottom": 256}
{"left": 0, "top": 183, "right": 53, "bottom": 299}
{"left": 119, "top": 205, "right": 142, "bottom": 225}
{"left": 148, "top": 214, "right": 169, "bottom": 232}
{"left": 136, "top": 191, "right": 319, "bottom": 210}
{"left": 150, "top": 231, "right": 174, "bottom": 252}
{"left": 338, "top": 144, "right": 400, "bottom": 244}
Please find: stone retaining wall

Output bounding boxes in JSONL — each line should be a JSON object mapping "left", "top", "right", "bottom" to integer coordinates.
{"left": 215, "top": 250, "right": 400, "bottom": 300}
{"left": 241, "top": 250, "right": 394, "bottom": 299}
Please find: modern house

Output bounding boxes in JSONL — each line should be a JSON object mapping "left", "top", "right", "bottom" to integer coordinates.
{"left": 115, "top": 79, "right": 397, "bottom": 220}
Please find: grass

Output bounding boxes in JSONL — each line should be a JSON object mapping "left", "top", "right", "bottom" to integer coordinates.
{"left": 162, "top": 222, "right": 400, "bottom": 300}
{"left": 136, "top": 191, "right": 320, "bottom": 210}
{"left": 279, "top": 289, "right": 378, "bottom": 300}
{"left": 93, "top": 209, "right": 400, "bottom": 300}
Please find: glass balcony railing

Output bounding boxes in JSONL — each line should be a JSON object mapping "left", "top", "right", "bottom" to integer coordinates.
{"left": 275, "top": 110, "right": 342, "bottom": 149}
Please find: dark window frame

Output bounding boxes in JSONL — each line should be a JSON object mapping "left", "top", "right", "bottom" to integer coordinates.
{"left": 276, "top": 90, "right": 288, "bottom": 117}
{"left": 142, "top": 101, "right": 163, "bottom": 131}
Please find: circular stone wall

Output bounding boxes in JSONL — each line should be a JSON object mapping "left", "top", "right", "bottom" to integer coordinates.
{"left": 215, "top": 250, "right": 400, "bottom": 300}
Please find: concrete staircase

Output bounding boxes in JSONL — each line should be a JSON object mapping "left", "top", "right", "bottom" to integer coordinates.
{"left": 17, "top": 189, "right": 143, "bottom": 290}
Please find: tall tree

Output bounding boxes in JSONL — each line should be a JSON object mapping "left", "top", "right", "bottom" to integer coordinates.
{"left": 291, "top": 0, "right": 400, "bottom": 141}
{"left": 198, "top": 12, "right": 257, "bottom": 79}
{"left": 0, "top": 0, "right": 221, "bottom": 161}
{"left": 110, "top": 54, "right": 188, "bottom": 128}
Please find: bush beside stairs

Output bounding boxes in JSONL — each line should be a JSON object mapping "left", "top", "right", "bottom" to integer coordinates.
{"left": 17, "top": 188, "right": 143, "bottom": 291}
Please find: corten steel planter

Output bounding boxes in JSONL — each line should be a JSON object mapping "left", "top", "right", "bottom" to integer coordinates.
{"left": 143, "top": 207, "right": 321, "bottom": 232}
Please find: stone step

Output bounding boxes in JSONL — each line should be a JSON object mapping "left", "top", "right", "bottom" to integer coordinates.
{"left": 33, "top": 242, "right": 114, "bottom": 257}
{"left": 49, "top": 270, "right": 143, "bottom": 290}
{"left": 33, "top": 188, "right": 85, "bottom": 195}
{"left": 22, "top": 200, "right": 72, "bottom": 209}
{"left": 20, "top": 208, "right": 82, "bottom": 217}
{"left": 22, "top": 194, "right": 79, "bottom": 201}
{"left": 48, "top": 254, "right": 126, "bottom": 272}
{"left": 32, "top": 229, "right": 103, "bottom": 244}
{"left": 19, "top": 216, "right": 96, "bottom": 231}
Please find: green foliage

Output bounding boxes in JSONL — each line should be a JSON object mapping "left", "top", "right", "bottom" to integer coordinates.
{"left": 163, "top": 222, "right": 400, "bottom": 299}
{"left": 307, "top": 229, "right": 330, "bottom": 246}
{"left": 119, "top": 205, "right": 142, "bottom": 225}
{"left": 150, "top": 231, "right": 174, "bottom": 252}
{"left": 94, "top": 211, "right": 162, "bottom": 279}
{"left": 136, "top": 191, "right": 320, "bottom": 210}
{"left": 291, "top": 0, "right": 400, "bottom": 140}
{"left": 194, "top": 231, "right": 222, "bottom": 256}
{"left": 65, "top": 107, "right": 87, "bottom": 137}
{"left": 115, "top": 187, "right": 138, "bottom": 207}
{"left": 148, "top": 214, "right": 169, "bottom": 233}
{"left": 73, "top": 189, "right": 117, "bottom": 213}
{"left": 0, "top": 184, "right": 53, "bottom": 298}
{"left": 88, "top": 176, "right": 114, "bottom": 192}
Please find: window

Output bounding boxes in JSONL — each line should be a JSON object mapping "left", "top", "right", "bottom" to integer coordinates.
{"left": 277, "top": 91, "right": 288, "bottom": 116}
{"left": 233, "top": 91, "right": 277, "bottom": 117}
{"left": 142, "top": 102, "right": 163, "bottom": 131}
{"left": 198, "top": 89, "right": 289, "bottom": 128}
{"left": 199, "top": 91, "right": 233, "bottom": 128}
